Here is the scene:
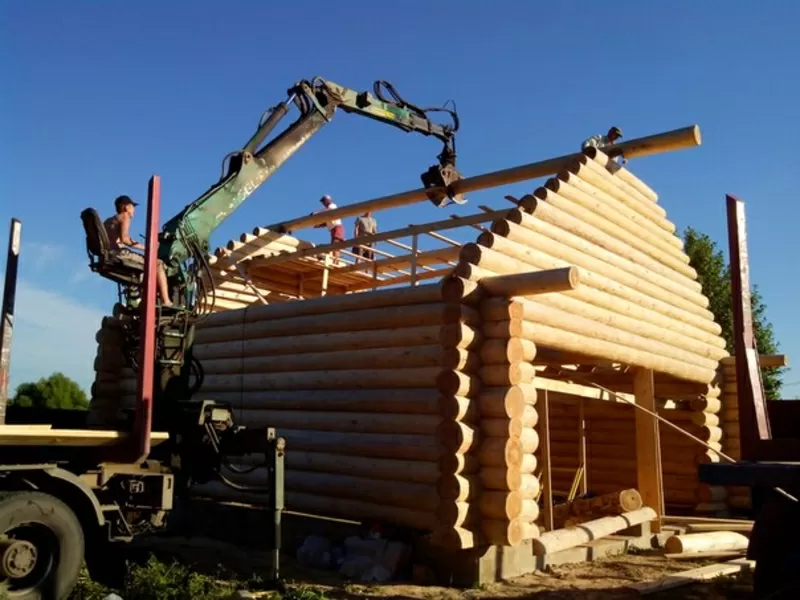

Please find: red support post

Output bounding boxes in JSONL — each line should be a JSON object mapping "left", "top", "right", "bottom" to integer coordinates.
{"left": 132, "top": 176, "right": 161, "bottom": 462}
{"left": 726, "top": 194, "right": 771, "bottom": 460}
{"left": 0, "top": 218, "right": 22, "bottom": 423}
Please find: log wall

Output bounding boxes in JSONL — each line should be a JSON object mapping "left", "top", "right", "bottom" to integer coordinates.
{"left": 87, "top": 147, "right": 733, "bottom": 547}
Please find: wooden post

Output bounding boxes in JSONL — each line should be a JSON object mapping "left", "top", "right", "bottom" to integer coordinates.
{"left": 321, "top": 254, "right": 330, "bottom": 297}
{"left": 578, "top": 398, "right": 588, "bottom": 496}
{"left": 0, "top": 218, "right": 22, "bottom": 423}
{"left": 298, "top": 273, "right": 305, "bottom": 299}
{"left": 371, "top": 260, "right": 378, "bottom": 292}
{"left": 634, "top": 367, "right": 663, "bottom": 532}
{"left": 540, "top": 389, "right": 554, "bottom": 531}
{"left": 410, "top": 233, "right": 418, "bottom": 287}
{"left": 726, "top": 194, "right": 771, "bottom": 460}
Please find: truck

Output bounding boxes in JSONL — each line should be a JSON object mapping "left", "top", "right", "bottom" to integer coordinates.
{"left": 0, "top": 77, "right": 464, "bottom": 599}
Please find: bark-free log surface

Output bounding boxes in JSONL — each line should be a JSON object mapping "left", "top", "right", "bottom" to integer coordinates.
{"left": 480, "top": 267, "right": 580, "bottom": 297}
{"left": 663, "top": 532, "right": 750, "bottom": 555}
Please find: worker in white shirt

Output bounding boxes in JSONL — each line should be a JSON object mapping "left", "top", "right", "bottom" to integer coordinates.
{"left": 313, "top": 195, "right": 346, "bottom": 257}
{"left": 581, "top": 127, "right": 628, "bottom": 164}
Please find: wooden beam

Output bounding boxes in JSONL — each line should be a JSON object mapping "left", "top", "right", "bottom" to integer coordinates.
{"left": 540, "top": 389, "right": 554, "bottom": 532}
{"left": 719, "top": 354, "right": 788, "bottom": 368}
{"left": 264, "top": 125, "right": 701, "bottom": 233}
{"left": 425, "top": 230, "right": 459, "bottom": 247}
{"left": 627, "top": 559, "right": 753, "bottom": 595}
{"left": 726, "top": 194, "right": 771, "bottom": 460}
{"left": 309, "top": 246, "right": 459, "bottom": 279}
{"left": 634, "top": 368, "right": 664, "bottom": 532}
{"left": 345, "top": 267, "right": 452, "bottom": 292}
{"left": 248, "top": 210, "right": 508, "bottom": 269}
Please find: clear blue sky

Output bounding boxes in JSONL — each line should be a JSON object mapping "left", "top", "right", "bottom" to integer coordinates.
{"left": 1, "top": 1, "right": 798, "bottom": 396}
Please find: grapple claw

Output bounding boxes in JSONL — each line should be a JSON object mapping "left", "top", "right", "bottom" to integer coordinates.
{"left": 421, "top": 163, "right": 466, "bottom": 208}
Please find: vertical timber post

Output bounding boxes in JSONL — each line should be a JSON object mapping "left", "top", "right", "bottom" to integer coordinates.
{"left": 634, "top": 367, "right": 663, "bottom": 531}
{"left": 539, "top": 389, "right": 554, "bottom": 531}
{"left": 726, "top": 194, "right": 771, "bottom": 460}
{"left": 411, "top": 233, "right": 419, "bottom": 286}
{"left": 0, "top": 218, "right": 22, "bottom": 423}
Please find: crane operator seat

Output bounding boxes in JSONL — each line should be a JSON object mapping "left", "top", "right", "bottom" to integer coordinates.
{"left": 80, "top": 208, "right": 145, "bottom": 287}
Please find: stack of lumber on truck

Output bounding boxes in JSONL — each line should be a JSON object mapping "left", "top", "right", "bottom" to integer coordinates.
{"left": 87, "top": 146, "right": 730, "bottom": 550}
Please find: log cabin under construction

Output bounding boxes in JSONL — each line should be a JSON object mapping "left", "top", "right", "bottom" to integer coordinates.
{"left": 88, "top": 128, "right": 774, "bottom": 566}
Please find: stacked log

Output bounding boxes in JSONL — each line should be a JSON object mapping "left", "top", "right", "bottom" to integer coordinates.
{"left": 87, "top": 316, "right": 131, "bottom": 427}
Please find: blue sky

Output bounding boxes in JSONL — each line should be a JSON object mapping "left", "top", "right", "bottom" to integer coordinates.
{"left": 2, "top": 1, "right": 798, "bottom": 396}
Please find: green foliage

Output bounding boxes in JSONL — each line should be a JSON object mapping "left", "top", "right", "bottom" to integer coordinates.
{"left": 10, "top": 372, "right": 89, "bottom": 410}
{"left": 683, "top": 227, "right": 785, "bottom": 399}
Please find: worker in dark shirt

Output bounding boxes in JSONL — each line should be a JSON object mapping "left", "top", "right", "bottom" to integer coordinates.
{"left": 353, "top": 211, "right": 377, "bottom": 261}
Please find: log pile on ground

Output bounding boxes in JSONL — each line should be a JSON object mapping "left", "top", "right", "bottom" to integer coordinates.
{"left": 87, "top": 147, "right": 733, "bottom": 550}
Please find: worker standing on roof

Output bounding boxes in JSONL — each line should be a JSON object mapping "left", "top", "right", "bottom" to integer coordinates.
{"left": 312, "top": 195, "right": 346, "bottom": 258}
{"left": 104, "top": 195, "right": 173, "bottom": 306}
{"left": 582, "top": 126, "right": 626, "bottom": 164}
{"left": 353, "top": 211, "right": 377, "bottom": 262}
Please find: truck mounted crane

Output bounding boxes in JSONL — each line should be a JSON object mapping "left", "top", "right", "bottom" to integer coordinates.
{"left": 0, "top": 78, "right": 463, "bottom": 599}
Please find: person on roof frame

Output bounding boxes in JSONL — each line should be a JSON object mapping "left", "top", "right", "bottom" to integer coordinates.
{"left": 353, "top": 211, "right": 377, "bottom": 262}
{"left": 104, "top": 195, "right": 173, "bottom": 306}
{"left": 312, "top": 195, "right": 346, "bottom": 258}
{"left": 582, "top": 126, "right": 627, "bottom": 164}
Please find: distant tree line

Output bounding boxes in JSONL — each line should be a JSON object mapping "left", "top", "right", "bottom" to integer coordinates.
{"left": 9, "top": 372, "right": 89, "bottom": 410}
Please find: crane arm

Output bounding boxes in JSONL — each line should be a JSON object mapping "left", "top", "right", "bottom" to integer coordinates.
{"left": 157, "top": 77, "right": 463, "bottom": 274}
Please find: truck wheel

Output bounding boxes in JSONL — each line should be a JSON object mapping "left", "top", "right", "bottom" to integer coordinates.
{"left": 0, "top": 491, "right": 84, "bottom": 600}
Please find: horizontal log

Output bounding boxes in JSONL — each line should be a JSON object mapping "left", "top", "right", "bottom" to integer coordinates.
{"left": 194, "top": 325, "right": 443, "bottom": 360}
{"left": 485, "top": 317, "right": 715, "bottom": 383}
{"left": 195, "top": 302, "right": 477, "bottom": 344}
{"left": 436, "top": 502, "right": 477, "bottom": 528}
{"left": 286, "top": 451, "right": 439, "bottom": 484}
{"left": 440, "top": 276, "right": 484, "bottom": 305}
{"left": 492, "top": 214, "right": 721, "bottom": 339}
{"left": 440, "top": 453, "right": 480, "bottom": 476}
{"left": 478, "top": 362, "right": 536, "bottom": 386}
{"left": 664, "top": 531, "right": 749, "bottom": 555}
{"left": 480, "top": 468, "right": 540, "bottom": 494}
{"left": 267, "top": 429, "right": 439, "bottom": 461}
{"left": 438, "top": 474, "right": 478, "bottom": 502}
{"left": 689, "top": 396, "right": 722, "bottom": 414}
{"left": 198, "top": 368, "right": 440, "bottom": 392}
{"left": 478, "top": 385, "right": 537, "bottom": 418}
{"left": 437, "top": 370, "right": 481, "bottom": 397}
{"left": 440, "top": 395, "right": 475, "bottom": 422}
{"left": 533, "top": 507, "right": 658, "bottom": 556}
{"left": 198, "top": 388, "right": 440, "bottom": 413}
{"left": 202, "top": 344, "right": 445, "bottom": 375}
{"left": 440, "top": 323, "right": 483, "bottom": 351}
{"left": 482, "top": 518, "right": 538, "bottom": 547}
{"left": 238, "top": 410, "right": 440, "bottom": 435}
{"left": 441, "top": 348, "right": 480, "bottom": 372}
{"left": 202, "top": 281, "right": 443, "bottom": 327}
{"left": 479, "top": 437, "right": 524, "bottom": 468}
{"left": 480, "top": 491, "right": 540, "bottom": 521}
{"left": 481, "top": 405, "right": 538, "bottom": 438}
{"left": 437, "top": 421, "right": 478, "bottom": 454}
{"left": 583, "top": 147, "right": 658, "bottom": 202}
{"left": 480, "top": 267, "right": 580, "bottom": 297}
{"left": 480, "top": 338, "right": 537, "bottom": 365}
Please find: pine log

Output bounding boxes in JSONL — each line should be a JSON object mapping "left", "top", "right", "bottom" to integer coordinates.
{"left": 480, "top": 491, "right": 541, "bottom": 521}
{"left": 582, "top": 147, "right": 660, "bottom": 205}
{"left": 492, "top": 213, "right": 720, "bottom": 336}
{"left": 480, "top": 467, "right": 540, "bottom": 493}
{"left": 204, "top": 281, "right": 442, "bottom": 326}
{"left": 438, "top": 474, "right": 478, "bottom": 502}
{"left": 436, "top": 502, "right": 477, "bottom": 528}
{"left": 439, "top": 323, "right": 483, "bottom": 350}
{"left": 480, "top": 338, "right": 537, "bottom": 365}
{"left": 238, "top": 410, "right": 440, "bottom": 435}
{"left": 195, "top": 302, "right": 478, "bottom": 344}
{"left": 439, "top": 453, "right": 479, "bottom": 476}
{"left": 440, "top": 276, "right": 484, "bottom": 304}
{"left": 480, "top": 267, "right": 580, "bottom": 297}
{"left": 478, "top": 385, "right": 537, "bottom": 418}
{"left": 439, "top": 395, "right": 475, "bottom": 422}
{"left": 461, "top": 233, "right": 724, "bottom": 346}
{"left": 198, "top": 368, "right": 440, "bottom": 391}
{"left": 478, "top": 362, "right": 536, "bottom": 386}
{"left": 201, "top": 388, "right": 440, "bottom": 413}
{"left": 194, "top": 325, "right": 443, "bottom": 360}
{"left": 286, "top": 451, "right": 439, "bottom": 484}
{"left": 481, "top": 405, "right": 538, "bottom": 437}
{"left": 532, "top": 507, "right": 657, "bottom": 556}
{"left": 441, "top": 348, "right": 480, "bottom": 372}
{"left": 202, "top": 344, "right": 445, "bottom": 374}
{"left": 689, "top": 396, "right": 722, "bottom": 413}
{"left": 531, "top": 179, "right": 695, "bottom": 281}
{"left": 479, "top": 437, "right": 524, "bottom": 468}
{"left": 482, "top": 518, "right": 538, "bottom": 547}
{"left": 484, "top": 317, "right": 715, "bottom": 383}
{"left": 437, "top": 421, "right": 478, "bottom": 454}
{"left": 663, "top": 531, "right": 749, "bottom": 555}
{"left": 271, "top": 429, "right": 439, "bottom": 461}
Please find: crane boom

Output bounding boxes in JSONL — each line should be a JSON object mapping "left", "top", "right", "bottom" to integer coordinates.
{"left": 158, "top": 77, "right": 463, "bottom": 278}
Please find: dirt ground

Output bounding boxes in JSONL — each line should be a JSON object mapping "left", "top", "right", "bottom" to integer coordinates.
{"left": 131, "top": 535, "right": 753, "bottom": 599}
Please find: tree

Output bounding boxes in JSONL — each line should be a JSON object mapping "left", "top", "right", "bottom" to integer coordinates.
{"left": 683, "top": 227, "right": 785, "bottom": 399}
{"left": 10, "top": 372, "right": 90, "bottom": 410}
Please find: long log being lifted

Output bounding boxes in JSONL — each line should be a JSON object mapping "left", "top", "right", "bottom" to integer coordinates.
{"left": 265, "top": 125, "right": 701, "bottom": 234}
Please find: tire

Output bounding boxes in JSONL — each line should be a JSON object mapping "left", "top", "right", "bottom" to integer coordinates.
{"left": 0, "top": 491, "right": 84, "bottom": 600}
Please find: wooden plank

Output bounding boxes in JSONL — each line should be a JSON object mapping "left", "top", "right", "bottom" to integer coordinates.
{"left": 0, "top": 426, "right": 169, "bottom": 447}
{"left": 540, "top": 388, "right": 554, "bottom": 532}
{"left": 628, "top": 558, "right": 754, "bottom": 594}
{"left": 634, "top": 368, "right": 664, "bottom": 532}
{"left": 720, "top": 354, "right": 788, "bottom": 368}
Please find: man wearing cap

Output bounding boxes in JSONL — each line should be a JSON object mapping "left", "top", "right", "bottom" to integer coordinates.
{"left": 312, "top": 195, "right": 346, "bottom": 258}
{"left": 582, "top": 126, "right": 626, "bottom": 163}
{"left": 104, "top": 195, "right": 173, "bottom": 306}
